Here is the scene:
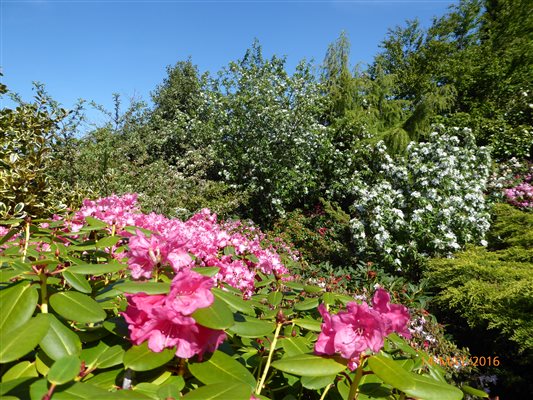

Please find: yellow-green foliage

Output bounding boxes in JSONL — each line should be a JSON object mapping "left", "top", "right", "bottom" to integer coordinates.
{"left": 425, "top": 204, "right": 533, "bottom": 354}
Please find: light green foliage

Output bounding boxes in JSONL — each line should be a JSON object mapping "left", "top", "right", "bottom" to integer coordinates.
{"left": 0, "top": 82, "right": 87, "bottom": 218}
{"left": 426, "top": 204, "right": 533, "bottom": 395}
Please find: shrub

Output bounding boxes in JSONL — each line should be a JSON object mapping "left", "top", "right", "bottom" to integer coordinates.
{"left": 349, "top": 126, "right": 491, "bottom": 274}
{"left": 425, "top": 204, "right": 533, "bottom": 396}
{"left": 0, "top": 194, "right": 470, "bottom": 399}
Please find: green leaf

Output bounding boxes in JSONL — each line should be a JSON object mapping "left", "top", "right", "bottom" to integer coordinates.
{"left": 301, "top": 374, "right": 335, "bottom": 389}
{"left": 39, "top": 314, "right": 82, "bottom": 360}
{"left": 96, "top": 236, "right": 122, "bottom": 249}
{"left": 322, "top": 292, "right": 336, "bottom": 305}
{"left": 271, "top": 354, "right": 346, "bottom": 377}
{"left": 191, "top": 267, "right": 220, "bottom": 277}
{"left": 368, "top": 355, "right": 463, "bottom": 400}
{"left": 67, "top": 262, "right": 124, "bottom": 275}
{"left": 294, "top": 298, "right": 319, "bottom": 311}
{"left": 461, "top": 385, "right": 489, "bottom": 398}
{"left": 192, "top": 297, "right": 234, "bottom": 329}
{"left": 114, "top": 282, "right": 170, "bottom": 295}
{"left": 53, "top": 382, "right": 110, "bottom": 399}
{"left": 0, "top": 314, "right": 50, "bottom": 363}
{"left": 1, "top": 361, "right": 38, "bottom": 382}
{"left": 62, "top": 271, "right": 92, "bottom": 293}
{"left": 0, "top": 282, "right": 38, "bottom": 332}
{"left": 0, "top": 377, "right": 37, "bottom": 397}
{"left": 283, "top": 281, "right": 304, "bottom": 291}
{"left": 267, "top": 291, "right": 282, "bottom": 307}
{"left": 229, "top": 318, "right": 275, "bottom": 338}
{"left": 304, "top": 284, "right": 324, "bottom": 293}
{"left": 97, "top": 345, "right": 125, "bottom": 369}
{"left": 47, "top": 355, "right": 81, "bottom": 385}
{"left": 188, "top": 351, "right": 256, "bottom": 389}
{"left": 84, "top": 217, "right": 108, "bottom": 229}
{"left": 182, "top": 381, "right": 252, "bottom": 400}
{"left": 212, "top": 287, "right": 255, "bottom": 316}
{"left": 292, "top": 318, "right": 322, "bottom": 332}
{"left": 281, "top": 337, "right": 311, "bottom": 356}
{"left": 49, "top": 292, "right": 107, "bottom": 323}
{"left": 123, "top": 342, "right": 175, "bottom": 371}
{"left": 157, "top": 383, "right": 182, "bottom": 400}
{"left": 0, "top": 227, "right": 20, "bottom": 246}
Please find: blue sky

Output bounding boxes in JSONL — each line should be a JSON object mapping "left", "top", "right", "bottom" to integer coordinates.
{"left": 1, "top": 0, "right": 457, "bottom": 126}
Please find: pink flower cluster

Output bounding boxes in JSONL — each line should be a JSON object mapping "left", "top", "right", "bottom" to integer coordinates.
{"left": 504, "top": 182, "right": 533, "bottom": 209}
{"left": 315, "top": 289, "right": 411, "bottom": 370}
{"left": 72, "top": 194, "right": 290, "bottom": 296}
{"left": 122, "top": 269, "right": 226, "bottom": 359}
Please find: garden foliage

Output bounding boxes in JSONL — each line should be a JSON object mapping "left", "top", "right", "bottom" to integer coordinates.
{"left": 0, "top": 195, "right": 473, "bottom": 400}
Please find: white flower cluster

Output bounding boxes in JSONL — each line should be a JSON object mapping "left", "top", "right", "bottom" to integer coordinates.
{"left": 349, "top": 127, "right": 491, "bottom": 271}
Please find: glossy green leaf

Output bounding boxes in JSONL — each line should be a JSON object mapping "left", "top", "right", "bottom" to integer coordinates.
{"left": 188, "top": 350, "right": 256, "bottom": 389}
{"left": 304, "top": 284, "right": 324, "bottom": 293}
{"left": 49, "top": 292, "right": 107, "bottom": 323}
{"left": 115, "top": 282, "right": 170, "bottom": 295}
{"left": 182, "top": 381, "right": 252, "bottom": 399}
{"left": 292, "top": 318, "right": 322, "bottom": 332}
{"left": 229, "top": 318, "right": 275, "bottom": 338}
{"left": 97, "top": 345, "right": 125, "bottom": 368}
{"left": 52, "top": 382, "right": 111, "bottom": 399}
{"left": 67, "top": 262, "right": 124, "bottom": 275}
{"left": 96, "top": 236, "right": 122, "bottom": 248}
{"left": 1, "top": 361, "right": 38, "bottom": 382}
{"left": 267, "top": 291, "right": 282, "bottom": 306}
{"left": 281, "top": 337, "right": 311, "bottom": 356}
{"left": 212, "top": 287, "right": 255, "bottom": 316}
{"left": 192, "top": 297, "right": 234, "bottom": 329}
{"left": 294, "top": 297, "right": 319, "bottom": 311}
{"left": 461, "top": 385, "right": 489, "bottom": 398}
{"left": 39, "top": 314, "right": 82, "bottom": 360}
{"left": 84, "top": 368, "right": 122, "bottom": 390}
{"left": 283, "top": 281, "right": 304, "bottom": 291}
{"left": 301, "top": 374, "right": 335, "bottom": 389}
{"left": 368, "top": 355, "right": 463, "bottom": 400}
{"left": 0, "top": 315, "right": 50, "bottom": 363}
{"left": 47, "top": 355, "right": 81, "bottom": 385}
{"left": 191, "top": 267, "right": 220, "bottom": 277}
{"left": 157, "top": 383, "right": 182, "bottom": 400}
{"left": 0, "top": 282, "right": 38, "bottom": 332}
{"left": 84, "top": 217, "right": 108, "bottom": 229}
{"left": 123, "top": 342, "right": 175, "bottom": 371}
{"left": 0, "top": 377, "right": 36, "bottom": 397}
{"left": 62, "top": 270, "right": 92, "bottom": 293}
{"left": 271, "top": 354, "right": 346, "bottom": 377}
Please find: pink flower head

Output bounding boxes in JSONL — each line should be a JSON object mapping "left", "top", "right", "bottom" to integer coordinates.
{"left": 372, "top": 289, "right": 411, "bottom": 339}
{"left": 166, "top": 270, "right": 215, "bottom": 315}
{"left": 315, "top": 289, "right": 412, "bottom": 370}
{"left": 315, "top": 303, "right": 386, "bottom": 369}
{"left": 127, "top": 230, "right": 167, "bottom": 279}
{"left": 122, "top": 273, "right": 225, "bottom": 360}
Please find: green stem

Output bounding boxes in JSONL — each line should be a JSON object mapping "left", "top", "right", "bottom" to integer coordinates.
{"left": 40, "top": 273, "right": 48, "bottom": 313}
{"left": 347, "top": 362, "right": 364, "bottom": 400}
{"left": 255, "top": 322, "right": 282, "bottom": 396}
{"left": 319, "top": 383, "right": 333, "bottom": 400}
{"left": 22, "top": 221, "right": 30, "bottom": 262}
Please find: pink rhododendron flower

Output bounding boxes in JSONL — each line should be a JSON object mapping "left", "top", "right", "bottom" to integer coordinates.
{"left": 315, "top": 289, "right": 411, "bottom": 370}
{"left": 122, "top": 269, "right": 226, "bottom": 360}
{"left": 372, "top": 289, "right": 411, "bottom": 339}
{"left": 166, "top": 270, "right": 214, "bottom": 315}
{"left": 127, "top": 230, "right": 168, "bottom": 279}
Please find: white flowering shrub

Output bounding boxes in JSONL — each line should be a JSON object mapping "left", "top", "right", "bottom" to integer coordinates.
{"left": 349, "top": 127, "right": 491, "bottom": 273}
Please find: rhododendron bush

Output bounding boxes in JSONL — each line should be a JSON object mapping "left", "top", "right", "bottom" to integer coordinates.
{"left": 0, "top": 195, "right": 470, "bottom": 399}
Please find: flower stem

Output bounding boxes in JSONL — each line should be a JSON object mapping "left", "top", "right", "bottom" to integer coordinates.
{"left": 347, "top": 362, "right": 364, "bottom": 400}
{"left": 319, "top": 383, "right": 333, "bottom": 400}
{"left": 255, "top": 322, "right": 282, "bottom": 396}
{"left": 21, "top": 220, "right": 30, "bottom": 262}
{"left": 40, "top": 273, "right": 48, "bottom": 313}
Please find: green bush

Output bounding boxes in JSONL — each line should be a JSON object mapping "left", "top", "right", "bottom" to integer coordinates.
{"left": 425, "top": 204, "right": 533, "bottom": 396}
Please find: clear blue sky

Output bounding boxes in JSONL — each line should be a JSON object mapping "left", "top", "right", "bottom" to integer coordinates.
{"left": 1, "top": 0, "right": 457, "bottom": 126}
